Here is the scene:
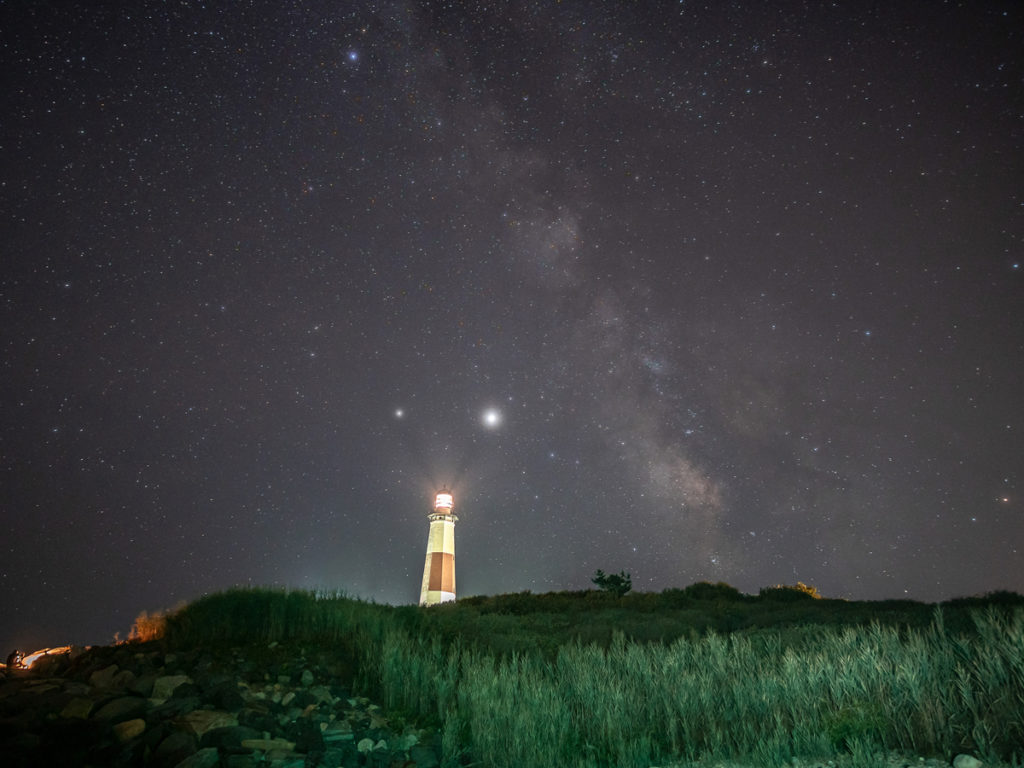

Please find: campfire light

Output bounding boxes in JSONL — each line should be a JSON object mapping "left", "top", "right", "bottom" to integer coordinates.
{"left": 18, "top": 646, "right": 73, "bottom": 668}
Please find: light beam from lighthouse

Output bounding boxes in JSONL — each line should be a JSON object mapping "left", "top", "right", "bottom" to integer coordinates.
{"left": 419, "top": 488, "right": 457, "bottom": 606}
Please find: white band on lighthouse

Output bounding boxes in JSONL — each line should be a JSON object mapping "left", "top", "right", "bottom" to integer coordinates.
{"left": 419, "top": 490, "right": 457, "bottom": 606}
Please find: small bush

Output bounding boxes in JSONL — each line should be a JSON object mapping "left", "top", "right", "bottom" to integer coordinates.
{"left": 591, "top": 569, "right": 632, "bottom": 597}
{"left": 759, "top": 582, "right": 822, "bottom": 601}
{"left": 681, "top": 581, "right": 746, "bottom": 601}
{"left": 129, "top": 609, "right": 169, "bottom": 642}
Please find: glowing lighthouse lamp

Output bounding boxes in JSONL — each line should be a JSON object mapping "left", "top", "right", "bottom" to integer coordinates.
{"left": 419, "top": 488, "right": 458, "bottom": 606}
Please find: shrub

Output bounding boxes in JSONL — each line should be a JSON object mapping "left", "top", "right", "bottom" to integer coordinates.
{"left": 759, "top": 582, "right": 821, "bottom": 601}
{"left": 591, "top": 569, "right": 632, "bottom": 597}
{"left": 129, "top": 609, "right": 169, "bottom": 642}
{"left": 681, "top": 581, "right": 745, "bottom": 601}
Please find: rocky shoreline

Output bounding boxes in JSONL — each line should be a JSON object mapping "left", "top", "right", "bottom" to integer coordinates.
{"left": 0, "top": 642, "right": 1001, "bottom": 768}
{"left": 0, "top": 641, "right": 441, "bottom": 768}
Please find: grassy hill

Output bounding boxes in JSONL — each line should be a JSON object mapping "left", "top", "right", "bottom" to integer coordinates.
{"left": 151, "top": 584, "right": 1024, "bottom": 767}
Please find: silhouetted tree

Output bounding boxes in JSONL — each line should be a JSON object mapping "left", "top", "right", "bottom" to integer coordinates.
{"left": 592, "top": 569, "right": 632, "bottom": 597}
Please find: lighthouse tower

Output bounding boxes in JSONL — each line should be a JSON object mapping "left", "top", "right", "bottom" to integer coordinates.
{"left": 419, "top": 488, "right": 458, "bottom": 606}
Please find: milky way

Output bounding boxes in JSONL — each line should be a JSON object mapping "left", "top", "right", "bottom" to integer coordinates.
{"left": 2, "top": 1, "right": 1022, "bottom": 652}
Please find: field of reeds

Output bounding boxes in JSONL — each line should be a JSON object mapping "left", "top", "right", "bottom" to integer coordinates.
{"left": 157, "top": 585, "right": 1024, "bottom": 767}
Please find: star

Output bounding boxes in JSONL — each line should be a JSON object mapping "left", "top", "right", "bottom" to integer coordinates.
{"left": 2, "top": 0, "right": 1021, "bottom": 656}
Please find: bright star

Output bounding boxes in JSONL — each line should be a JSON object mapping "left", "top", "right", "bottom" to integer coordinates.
{"left": 395, "top": 408, "right": 404, "bottom": 418}
{"left": 482, "top": 409, "right": 501, "bottom": 428}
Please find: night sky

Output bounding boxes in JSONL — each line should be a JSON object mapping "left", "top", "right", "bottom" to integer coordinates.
{"left": 3, "top": 1, "right": 1022, "bottom": 654}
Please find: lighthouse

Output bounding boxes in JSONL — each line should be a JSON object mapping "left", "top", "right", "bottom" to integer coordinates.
{"left": 419, "top": 488, "right": 458, "bottom": 606}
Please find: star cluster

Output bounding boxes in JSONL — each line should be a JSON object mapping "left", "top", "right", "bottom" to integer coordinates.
{"left": 1, "top": 1, "right": 1021, "bottom": 651}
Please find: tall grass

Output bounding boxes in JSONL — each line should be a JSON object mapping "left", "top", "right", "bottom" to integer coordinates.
{"left": 160, "top": 588, "right": 1024, "bottom": 767}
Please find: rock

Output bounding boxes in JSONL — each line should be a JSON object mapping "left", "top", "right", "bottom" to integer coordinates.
{"left": 172, "top": 746, "right": 220, "bottom": 768}
{"left": 308, "top": 684, "right": 335, "bottom": 704}
{"left": 395, "top": 732, "right": 418, "bottom": 751}
{"left": 30, "top": 653, "right": 66, "bottom": 676}
{"left": 321, "top": 719, "right": 354, "bottom": 742}
{"left": 148, "top": 694, "right": 201, "bottom": 720}
{"left": 322, "top": 746, "right": 357, "bottom": 768}
{"left": 64, "top": 680, "right": 92, "bottom": 696}
{"left": 171, "top": 681, "right": 203, "bottom": 699}
{"left": 93, "top": 694, "right": 148, "bottom": 722}
{"left": 241, "top": 737, "right": 297, "bottom": 751}
{"left": 89, "top": 664, "right": 120, "bottom": 689}
{"left": 238, "top": 707, "right": 278, "bottom": 734}
{"left": 152, "top": 674, "right": 193, "bottom": 699}
{"left": 199, "top": 724, "right": 261, "bottom": 750}
{"left": 113, "top": 717, "right": 147, "bottom": 742}
{"left": 0, "top": 638, "right": 420, "bottom": 768}
{"left": 130, "top": 672, "right": 158, "bottom": 697}
{"left": 203, "top": 680, "right": 244, "bottom": 711}
{"left": 60, "top": 696, "right": 94, "bottom": 719}
{"left": 289, "top": 717, "right": 324, "bottom": 753}
{"left": 111, "top": 668, "right": 137, "bottom": 690}
{"left": 953, "top": 756, "right": 983, "bottom": 768}
{"left": 154, "top": 729, "right": 198, "bottom": 767}
{"left": 177, "top": 709, "right": 238, "bottom": 737}
{"left": 265, "top": 748, "right": 304, "bottom": 767}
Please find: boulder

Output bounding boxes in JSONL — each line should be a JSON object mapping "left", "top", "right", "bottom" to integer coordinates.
{"left": 93, "top": 695, "right": 148, "bottom": 723}
{"left": 172, "top": 746, "right": 220, "bottom": 768}
{"left": 148, "top": 695, "right": 201, "bottom": 720}
{"left": 394, "top": 732, "right": 418, "bottom": 751}
{"left": 240, "top": 737, "right": 297, "bottom": 751}
{"left": 111, "top": 668, "right": 137, "bottom": 690}
{"left": 113, "top": 717, "right": 147, "bottom": 742}
{"left": 60, "top": 696, "right": 94, "bottom": 719}
{"left": 171, "top": 681, "right": 203, "bottom": 700}
{"left": 288, "top": 717, "right": 324, "bottom": 753}
{"left": 152, "top": 674, "right": 193, "bottom": 700}
{"left": 89, "top": 664, "right": 120, "bottom": 689}
{"left": 321, "top": 719, "right": 354, "bottom": 742}
{"left": 153, "top": 729, "right": 198, "bottom": 767}
{"left": 199, "top": 724, "right": 261, "bottom": 750}
{"left": 130, "top": 671, "right": 158, "bottom": 697}
{"left": 308, "top": 684, "right": 335, "bottom": 704}
{"left": 203, "top": 680, "right": 244, "bottom": 711}
{"left": 953, "top": 757, "right": 983, "bottom": 768}
{"left": 177, "top": 709, "right": 238, "bottom": 737}
{"left": 290, "top": 689, "right": 317, "bottom": 709}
